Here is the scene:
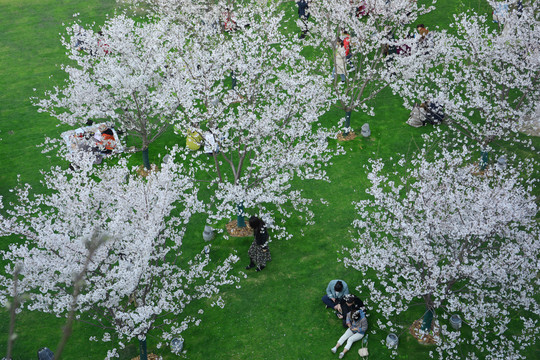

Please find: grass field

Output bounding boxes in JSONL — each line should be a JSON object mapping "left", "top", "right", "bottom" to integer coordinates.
{"left": 0, "top": 1, "right": 538, "bottom": 359}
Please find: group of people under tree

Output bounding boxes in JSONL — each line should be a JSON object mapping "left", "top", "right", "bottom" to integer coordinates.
{"left": 332, "top": 21, "right": 433, "bottom": 84}
{"left": 241, "top": 187, "right": 368, "bottom": 356}
{"left": 323, "top": 279, "right": 368, "bottom": 358}
{"left": 6, "top": 0, "right": 536, "bottom": 359}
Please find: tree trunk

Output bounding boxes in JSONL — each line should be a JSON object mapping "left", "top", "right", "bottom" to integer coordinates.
{"left": 231, "top": 71, "right": 237, "bottom": 90}
{"left": 142, "top": 148, "right": 151, "bottom": 170}
{"left": 344, "top": 110, "right": 352, "bottom": 136}
{"left": 421, "top": 293, "right": 434, "bottom": 332}
{"left": 6, "top": 269, "right": 21, "bottom": 360}
{"left": 139, "top": 337, "right": 148, "bottom": 360}
{"left": 236, "top": 203, "right": 246, "bottom": 228}
{"left": 480, "top": 149, "right": 489, "bottom": 171}
{"left": 421, "top": 308, "right": 434, "bottom": 332}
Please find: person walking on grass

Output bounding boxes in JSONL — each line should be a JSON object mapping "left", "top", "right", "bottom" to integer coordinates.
{"left": 245, "top": 216, "right": 271, "bottom": 272}
{"left": 331, "top": 309, "right": 368, "bottom": 358}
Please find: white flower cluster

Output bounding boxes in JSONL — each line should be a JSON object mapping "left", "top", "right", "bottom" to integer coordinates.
{"left": 345, "top": 145, "right": 539, "bottom": 359}
{"left": 35, "top": 3, "right": 345, "bottom": 242}
{"left": 0, "top": 153, "right": 239, "bottom": 356}
{"left": 309, "top": 0, "right": 437, "bottom": 122}
{"left": 391, "top": 1, "right": 540, "bottom": 149}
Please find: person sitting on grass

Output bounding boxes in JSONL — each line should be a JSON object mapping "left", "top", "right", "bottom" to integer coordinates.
{"left": 336, "top": 294, "right": 366, "bottom": 328}
{"left": 100, "top": 127, "right": 116, "bottom": 154}
{"left": 416, "top": 23, "right": 429, "bottom": 40}
{"left": 331, "top": 309, "right": 368, "bottom": 359}
{"left": 322, "top": 279, "right": 349, "bottom": 311}
{"left": 425, "top": 100, "right": 445, "bottom": 125}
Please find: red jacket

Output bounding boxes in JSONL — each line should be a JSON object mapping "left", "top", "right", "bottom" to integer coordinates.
{"left": 343, "top": 36, "right": 350, "bottom": 56}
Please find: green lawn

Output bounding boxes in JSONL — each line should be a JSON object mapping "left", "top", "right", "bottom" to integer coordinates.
{"left": 0, "top": 1, "right": 538, "bottom": 359}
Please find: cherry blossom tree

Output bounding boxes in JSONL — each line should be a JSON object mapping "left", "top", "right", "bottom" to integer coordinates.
{"left": 168, "top": 7, "right": 340, "bottom": 237}
{"left": 119, "top": 0, "right": 267, "bottom": 36}
{"left": 0, "top": 155, "right": 240, "bottom": 360}
{"left": 36, "top": 2, "right": 340, "bottom": 240}
{"left": 309, "top": 0, "right": 436, "bottom": 136}
{"left": 34, "top": 15, "right": 192, "bottom": 170}
{"left": 391, "top": 1, "right": 540, "bottom": 164}
{"left": 344, "top": 146, "right": 539, "bottom": 359}
{"left": 119, "top": 0, "right": 225, "bottom": 22}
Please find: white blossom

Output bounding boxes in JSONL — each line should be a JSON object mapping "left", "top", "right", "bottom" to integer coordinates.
{"left": 0, "top": 153, "right": 239, "bottom": 354}
{"left": 167, "top": 7, "right": 343, "bottom": 238}
{"left": 345, "top": 146, "right": 539, "bottom": 359}
{"left": 309, "top": 0, "right": 437, "bottom": 131}
{"left": 392, "top": 1, "right": 540, "bottom": 148}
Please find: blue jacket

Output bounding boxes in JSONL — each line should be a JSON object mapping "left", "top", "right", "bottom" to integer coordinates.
{"left": 326, "top": 279, "right": 349, "bottom": 300}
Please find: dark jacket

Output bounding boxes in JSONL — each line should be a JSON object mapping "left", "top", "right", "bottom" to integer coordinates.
{"left": 254, "top": 227, "right": 268, "bottom": 246}
{"left": 339, "top": 296, "right": 366, "bottom": 318}
{"left": 297, "top": 0, "right": 309, "bottom": 19}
